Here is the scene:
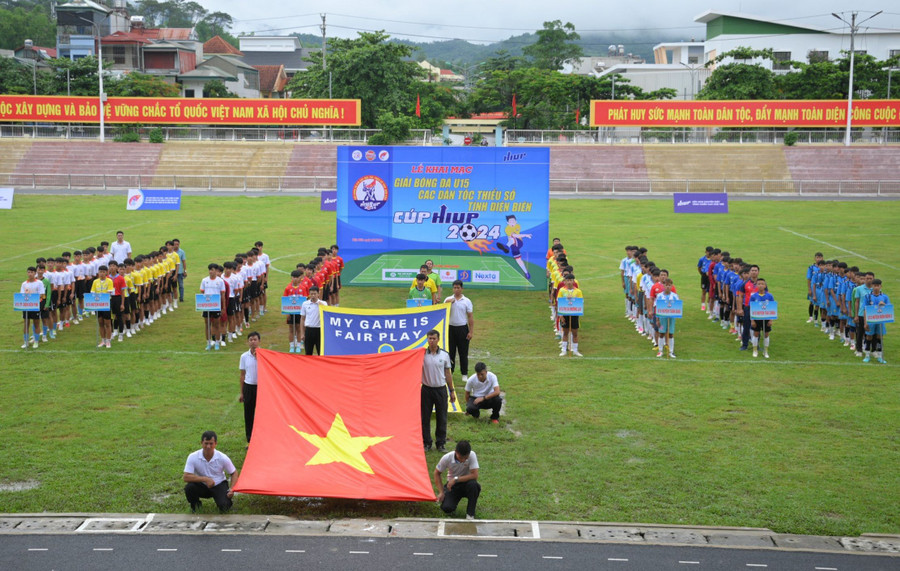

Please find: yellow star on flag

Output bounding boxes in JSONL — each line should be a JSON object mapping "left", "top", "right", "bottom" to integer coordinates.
{"left": 290, "top": 414, "right": 392, "bottom": 475}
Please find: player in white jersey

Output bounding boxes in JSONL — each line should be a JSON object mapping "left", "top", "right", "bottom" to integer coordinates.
{"left": 20, "top": 267, "right": 46, "bottom": 348}
{"left": 200, "top": 263, "right": 228, "bottom": 350}
{"left": 254, "top": 242, "right": 270, "bottom": 316}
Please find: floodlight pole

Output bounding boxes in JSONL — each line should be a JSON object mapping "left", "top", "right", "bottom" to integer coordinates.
{"left": 833, "top": 10, "right": 882, "bottom": 147}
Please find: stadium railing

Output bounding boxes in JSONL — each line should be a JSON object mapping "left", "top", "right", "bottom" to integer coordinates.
{"left": 505, "top": 128, "right": 900, "bottom": 145}
{"left": 3, "top": 125, "right": 900, "bottom": 146}
{"left": 2, "top": 173, "right": 898, "bottom": 195}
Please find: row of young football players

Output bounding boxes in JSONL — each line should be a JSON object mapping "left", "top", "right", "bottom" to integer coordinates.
{"left": 697, "top": 247, "right": 775, "bottom": 358}
{"left": 804, "top": 253, "right": 890, "bottom": 364}
{"left": 619, "top": 246, "right": 681, "bottom": 358}
{"left": 197, "top": 244, "right": 344, "bottom": 352}
{"left": 547, "top": 239, "right": 585, "bottom": 357}
{"left": 198, "top": 243, "right": 272, "bottom": 351}
{"left": 283, "top": 246, "right": 344, "bottom": 353}
{"left": 19, "top": 243, "right": 182, "bottom": 349}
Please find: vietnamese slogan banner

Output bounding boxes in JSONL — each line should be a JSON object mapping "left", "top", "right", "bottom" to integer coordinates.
{"left": 336, "top": 146, "right": 550, "bottom": 290}
{"left": 590, "top": 100, "right": 900, "bottom": 127}
{"left": 320, "top": 304, "right": 450, "bottom": 356}
{"left": 0, "top": 95, "right": 361, "bottom": 126}
{"left": 233, "top": 348, "right": 434, "bottom": 501}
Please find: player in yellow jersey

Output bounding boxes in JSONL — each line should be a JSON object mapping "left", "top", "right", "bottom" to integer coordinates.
{"left": 122, "top": 259, "right": 136, "bottom": 338}
{"left": 90, "top": 265, "right": 115, "bottom": 348}
{"left": 557, "top": 274, "right": 584, "bottom": 357}
{"left": 130, "top": 257, "right": 146, "bottom": 331}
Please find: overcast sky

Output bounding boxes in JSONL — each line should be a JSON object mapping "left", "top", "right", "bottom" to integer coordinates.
{"left": 203, "top": 1, "right": 899, "bottom": 44}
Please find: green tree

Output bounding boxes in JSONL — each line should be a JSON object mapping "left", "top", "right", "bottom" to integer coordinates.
{"left": 697, "top": 48, "right": 779, "bottom": 100}
{"left": 203, "top": 79, "right": 238, "bottom": 98}
{"left": 46, "top": 56, "right": 103, "bottom": 96}
{"left": 194, "top": 11, "right": 239, "bottom": 46}
{"left": 0, "top": 56, "right": 36, "bottom": 94}
{"left": 522, "top": 20, "right": 583, "bottom": 71}
{"left": 0, "top": 5, "right": 56, "bottom": 51}
{"left": 470, "top": 67, "right": 673, "bottom": 129}
{"left": 105, "top": 72, "right": 180, "bottom": 97}
{"left": 287, "top": 31, "right": 430, "bottom": 128}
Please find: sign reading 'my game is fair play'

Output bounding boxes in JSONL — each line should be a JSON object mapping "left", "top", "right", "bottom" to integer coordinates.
{"left": 336, "top": 147, "right": 550, "bottom": 290}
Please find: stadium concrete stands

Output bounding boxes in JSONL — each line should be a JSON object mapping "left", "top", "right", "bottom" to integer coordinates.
{"left": 1, "top": 140, "right": 898, "bottom": 193}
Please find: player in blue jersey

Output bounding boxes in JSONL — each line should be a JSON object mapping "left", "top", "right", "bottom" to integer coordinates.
{"left": 698, "top": 246, "right": 713, "bottom": 311}
{"left": 749, "top": 278, "right": 775, "bottom": 358}
{"left": 862, "top": 279, "right": 890, "bottom": 364}
{"left": 806, "top": 252, "right": 823, "bottom": 323}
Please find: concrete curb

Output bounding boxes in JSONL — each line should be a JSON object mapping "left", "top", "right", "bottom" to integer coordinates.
{"left": 1, "top": 514, "right": 898, "bottom": 555}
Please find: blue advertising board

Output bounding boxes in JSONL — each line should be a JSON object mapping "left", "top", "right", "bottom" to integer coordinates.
{"left": 336, "top": 147, "right": 549, "bottom": 290}
{"left": 673, "top": 193, "right": 728, "bottom": 214}
{"left": 127, "top": 189, "right": 182, "bottom": 211}
{"left": 320, "top": 304, "right": 450, "bottom": 356}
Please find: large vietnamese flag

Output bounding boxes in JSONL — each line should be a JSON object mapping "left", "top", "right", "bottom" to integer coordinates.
{"left": 233, "top": 348, "right": 435, "bottom": 501}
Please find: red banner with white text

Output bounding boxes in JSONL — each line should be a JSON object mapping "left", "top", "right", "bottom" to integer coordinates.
{"left": 590, "top": 100, "right": 900, "bottom": 127}
{"left": 232, "top": 348, "right": 435, "bottom": 501}
{"left": 0, "top": 95, "right": 361, "bottom": 125}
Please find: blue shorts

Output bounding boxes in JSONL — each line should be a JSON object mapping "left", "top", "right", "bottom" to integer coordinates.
{"left": 658, "top": 317, "right": 676, "bottom": 334}
{"left": 866, "top": 323, "right": 886, "bottom": 337}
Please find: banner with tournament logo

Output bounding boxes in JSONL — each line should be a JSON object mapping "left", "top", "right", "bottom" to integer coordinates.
{"left": 336, "top": 146, "right": 549, "bottom": 290}
{"left": 126, "top": 189, "right": 182, "bottom": 211}
{"left": 319, "top": 303, "right": 450, "bottom": 356}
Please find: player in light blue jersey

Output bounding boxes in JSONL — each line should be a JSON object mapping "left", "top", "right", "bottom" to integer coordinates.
{"left": 863, "top": 279, "right": 890, "bottom": 364}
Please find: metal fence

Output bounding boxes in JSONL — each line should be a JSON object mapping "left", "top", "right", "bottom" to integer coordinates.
{"left": 3, "top": 172, "right": 898, "bottom": 195}
{"left": 506, "top": 128, "right": 900, "bottom": 145}
{"left": 4, "top": 124, "right": 900, "bottom": 145}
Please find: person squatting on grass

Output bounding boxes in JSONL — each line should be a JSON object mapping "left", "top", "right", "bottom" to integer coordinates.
{"left": 464, "top": 362, "right": 502, "bottom": 423}
{"left": 183, "top": 430, "right": 239, "bottom": 514}
{"left": 433, "top": 440, "right": 480, "bottom": 520}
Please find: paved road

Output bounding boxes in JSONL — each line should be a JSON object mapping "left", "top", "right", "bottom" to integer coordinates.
{"left": 2, "top": 534, "right": 895, "bottom": 571}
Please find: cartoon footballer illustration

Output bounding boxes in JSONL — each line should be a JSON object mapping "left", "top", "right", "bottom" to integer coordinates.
{"left": 496, "top": 215, "right": 532, "bottom": 278}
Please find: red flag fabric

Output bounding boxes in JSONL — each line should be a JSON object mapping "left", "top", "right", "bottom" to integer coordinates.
{"left": 233, "top": 348, "right": 434, "bottom": 501}
{"left": 575, "top": 108, "right": 580, "bottom": 123}
{"left": 512, "top": 93, "right": 517, "bottom": 117}
{"left": 415, "top": 93, "right": 421, "bottom": 118}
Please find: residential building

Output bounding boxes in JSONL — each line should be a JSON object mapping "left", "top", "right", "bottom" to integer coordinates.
{"left": 698, "top": 11, "right": 900, "bottom": 71}
{"left": 238, "top": 36, "right": 310, "bottom": 82}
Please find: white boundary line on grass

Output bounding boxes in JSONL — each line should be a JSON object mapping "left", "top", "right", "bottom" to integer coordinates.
{"left": 1, "top": 348, "right": 893, "bottom": 367}
{"left": 779, "top": 227, "right": 899, "bottom": 271}
{"left": 8, "top": 222, "right": 152, "bottom": 262}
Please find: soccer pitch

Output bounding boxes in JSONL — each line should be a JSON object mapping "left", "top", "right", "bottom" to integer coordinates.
{"left": 0, "top": 193, "right": 898, "bottom": 536}
{"left": 346, "top": 250, "right": 539, "bottom": 289}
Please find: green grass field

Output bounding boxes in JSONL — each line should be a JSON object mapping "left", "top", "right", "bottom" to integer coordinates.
{"left": 346, "top": 250, "right": 539, "bottom": 288}
{"left": 0, "top": 194, "right": 898, "bottom": 536}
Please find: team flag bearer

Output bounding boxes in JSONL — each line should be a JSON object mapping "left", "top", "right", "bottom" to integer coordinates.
{"left": 749, "top": 278, "right": 775, "bottom": 359}
{"left": 863, "top": 279, "right": 890, "bottom": 364}
{"left": 654, "top": 279, "right": 679, "bottom": 359}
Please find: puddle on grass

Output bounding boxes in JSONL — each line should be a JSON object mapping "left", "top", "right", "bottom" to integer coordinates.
{"left": 0, "top": 480, "right": 40, "bottom": 492}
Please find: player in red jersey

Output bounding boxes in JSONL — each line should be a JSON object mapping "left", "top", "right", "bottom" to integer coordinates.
{"left": 284, "top": 270, "right": 306, "bottom": 353}
{"left": 330, "top": 244, "right": 344, "bottom": 306}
